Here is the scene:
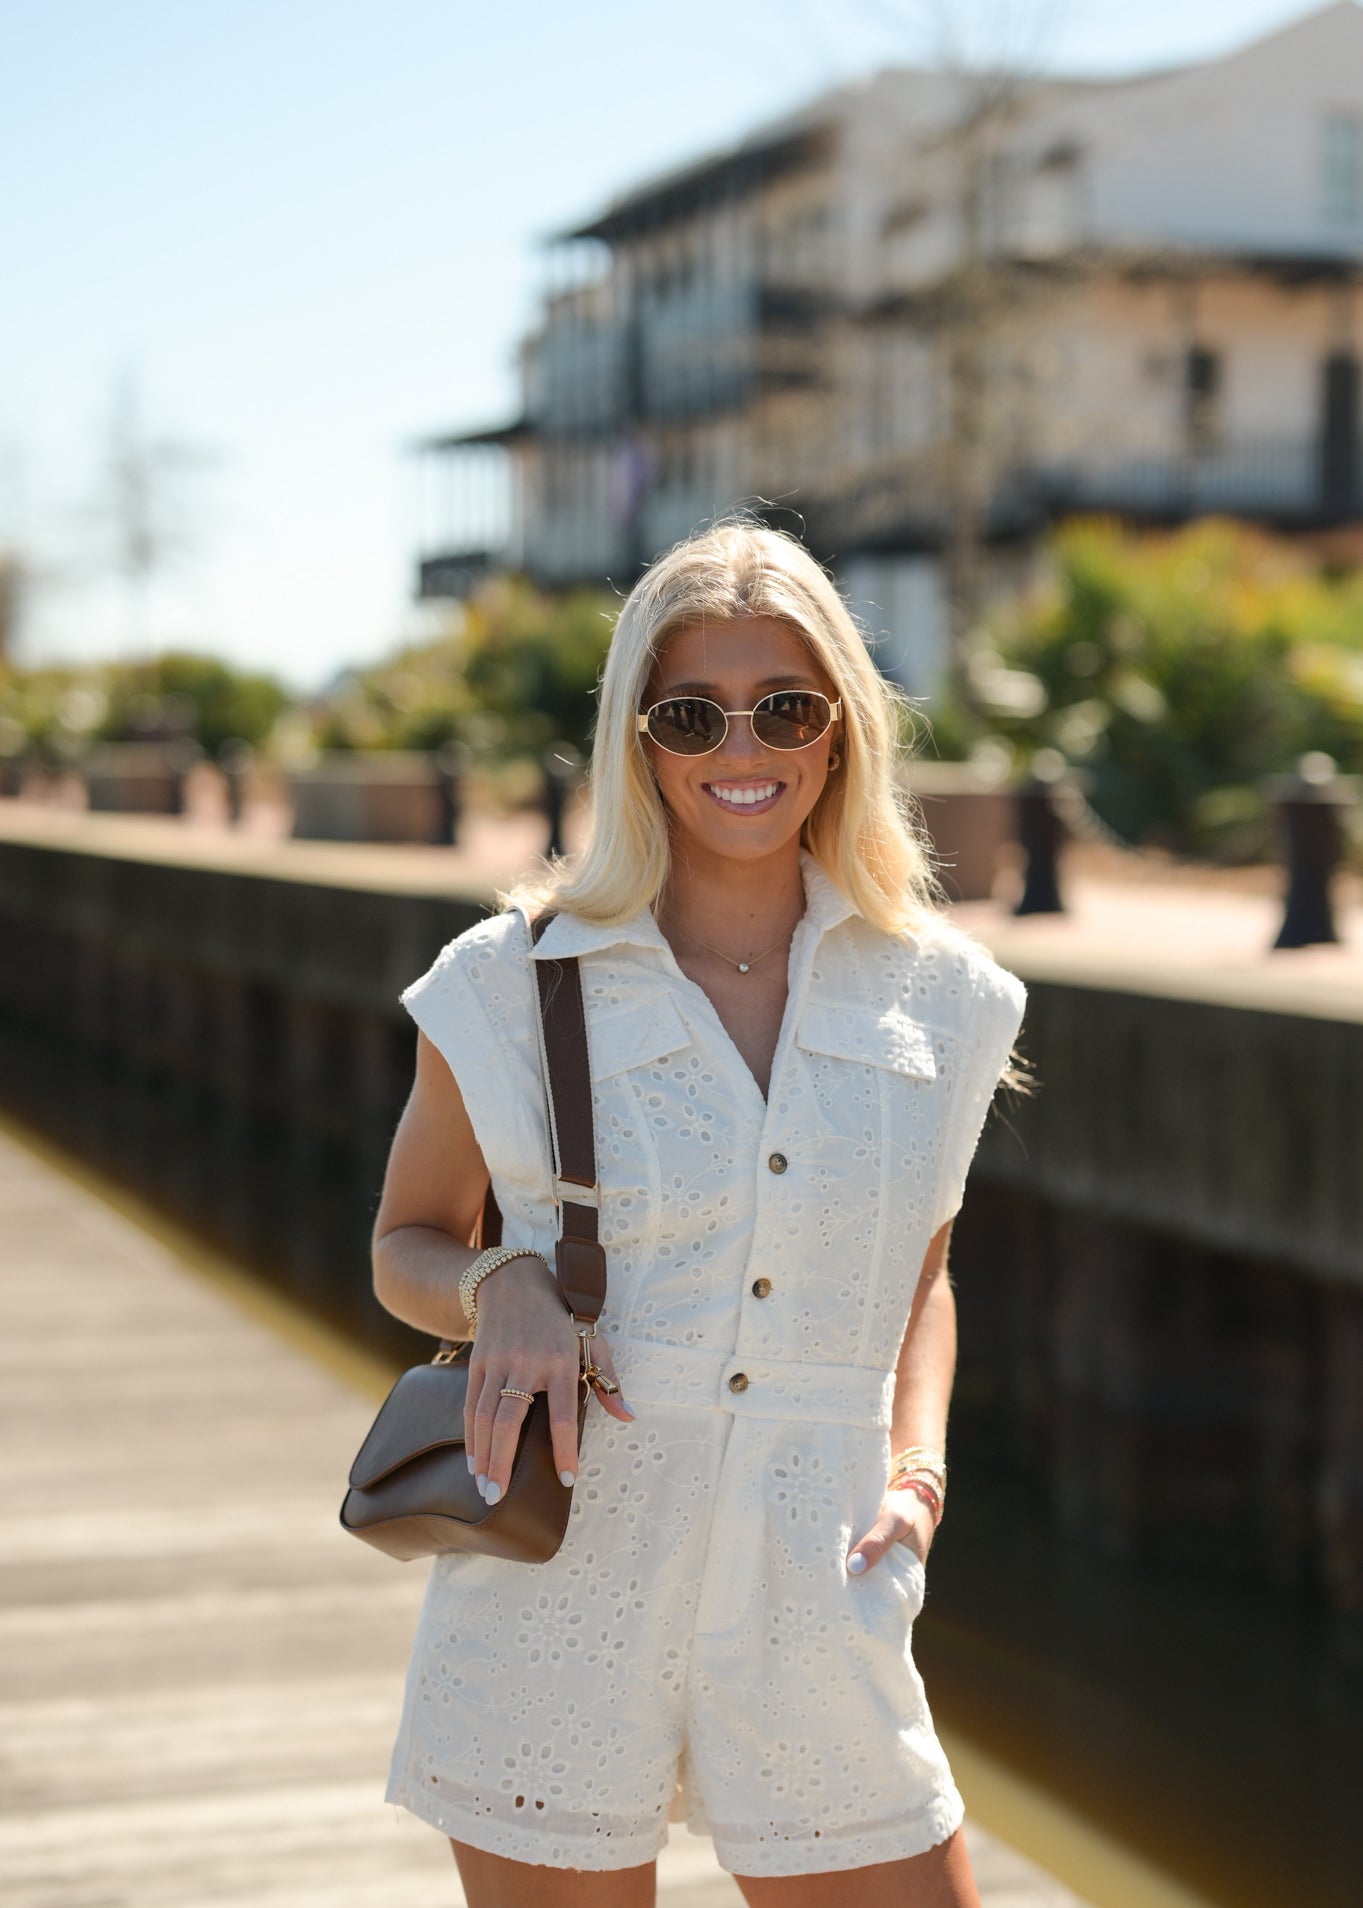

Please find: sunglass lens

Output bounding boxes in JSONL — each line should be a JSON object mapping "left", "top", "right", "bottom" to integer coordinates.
{"left": 648, "top": 698, "right": 725, "bottom": 755}
{"left": 751, "top": 691, "right": 831, "bottom": 749}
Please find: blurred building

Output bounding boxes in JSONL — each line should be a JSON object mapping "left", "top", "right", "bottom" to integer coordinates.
{"left": 415, "top": 0, "right": 1363, "bottom": 693}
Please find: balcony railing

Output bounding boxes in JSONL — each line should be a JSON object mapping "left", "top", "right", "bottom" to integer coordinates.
{"left": 417, "top": 550, "right": 504, "bottom": 600}
{"left": 1032, "top": 436, "right": 1354, "bottom": 520}
{"left": 815, "top": 434, "right": 1361, "bottom": 554}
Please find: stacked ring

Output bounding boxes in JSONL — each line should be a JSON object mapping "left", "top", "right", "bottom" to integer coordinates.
{"left": 499, "top": 1387, "right": 536, "bottom": 1403}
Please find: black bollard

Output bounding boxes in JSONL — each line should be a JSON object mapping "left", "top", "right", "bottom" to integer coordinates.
{"left": 1266, "top": 758, "right": 1359, "bottom": 950}
{"left": 1013, "top": 763, "right": 1070, "bottom": 916}
{"left": 433, "top": 741, "right": 470, "bottom": 848}
{"left": 168, "top": 740, "right": 203, "bottom": 818}
{"left": 218, "top": 739, "right": 254, "bottom": 827}
{"left": 541, "top": 744, "right": 583, "bottom": 861}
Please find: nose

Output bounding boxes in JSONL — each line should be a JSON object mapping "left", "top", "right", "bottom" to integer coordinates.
{"left": 712, "top": 711, "right": 771, "bottom": 770}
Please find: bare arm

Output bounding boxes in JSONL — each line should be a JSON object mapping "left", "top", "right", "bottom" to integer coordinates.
{"left": 846, "top": 1218, "right": 956, "bottom": 1574}
{"left": 371, "top": 1030, "right": 630, "bottom": 1499}
{"left": 371, "top": 1027, "right": 504, "bottom": 1341}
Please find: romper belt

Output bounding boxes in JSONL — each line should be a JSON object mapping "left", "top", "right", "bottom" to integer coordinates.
{"left": 609, "top": 1337, "right": 897, "bottom": 1430}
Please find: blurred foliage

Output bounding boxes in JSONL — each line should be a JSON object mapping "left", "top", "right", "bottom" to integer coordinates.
{"left": 0, "top": 577, "right": 617, "bottom": 791}
{"left": 98, "top": 653, "right": 291, "bottom": 755}
{"left": 932, "top": 518, "right": 1363, "bottom": 860}
{"left": 0, "top": 650, "right": 289, "bottom": 762}
{"left": 311, "top": 575, "right": 617, "bottom": 764}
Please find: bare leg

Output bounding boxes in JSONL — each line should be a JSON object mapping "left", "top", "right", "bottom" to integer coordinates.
{"left": 450, "top": 1840, "right": 658, "bottom": 1908}
{"left": 732, "top": 1827, "right": 982, "bottom": 1908}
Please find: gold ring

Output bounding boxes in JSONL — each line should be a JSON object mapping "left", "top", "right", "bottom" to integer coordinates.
{"left": 498, "top": 1387, "right": 536, "bottom": 1404}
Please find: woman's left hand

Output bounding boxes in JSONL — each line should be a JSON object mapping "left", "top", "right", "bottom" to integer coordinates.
{"left": 846, "top": 1490, "right": 934, "bottom": 1576}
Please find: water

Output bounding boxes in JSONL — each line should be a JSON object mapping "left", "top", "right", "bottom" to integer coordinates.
{"left": 916, "top": 1446, "right": 1363, "bottom": 1907}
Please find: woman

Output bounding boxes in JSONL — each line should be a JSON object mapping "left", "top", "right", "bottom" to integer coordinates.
{"left": 372, "top": 521, "right": 1027, "bottom": 1907}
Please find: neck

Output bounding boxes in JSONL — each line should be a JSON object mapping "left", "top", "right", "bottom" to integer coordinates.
{"left": 657, "top": 842, "right": 806, "bottom": 957}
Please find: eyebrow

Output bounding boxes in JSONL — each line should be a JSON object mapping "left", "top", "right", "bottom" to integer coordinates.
{"left": 660, "top": 675, "right": 821, "bottom": 696}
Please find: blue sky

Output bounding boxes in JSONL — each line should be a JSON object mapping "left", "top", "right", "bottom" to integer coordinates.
{"left": 0, "top": 0, "right": 1330, "bottom": 689}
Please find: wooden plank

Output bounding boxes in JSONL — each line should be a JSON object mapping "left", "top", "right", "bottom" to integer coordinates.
{"left": 0, "top": 1124, "right": 1085, "bottom": 1906}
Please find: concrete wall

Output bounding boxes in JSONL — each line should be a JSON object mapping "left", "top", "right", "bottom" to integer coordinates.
{"left": 1, "top": 823, "right": 1359, "bottom": 1647}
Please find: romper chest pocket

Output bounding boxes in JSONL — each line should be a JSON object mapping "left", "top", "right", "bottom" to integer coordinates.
{"left": 795, "top": 1000, "right": 940, "bottom": 1081}
{"left": 587, "top": 992, "right": 693, "bottom": 1080}
{"left": 582, "top": 993, "right": 698, "bottom": 1266}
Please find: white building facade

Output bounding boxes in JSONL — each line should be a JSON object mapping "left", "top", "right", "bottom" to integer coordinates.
{"left": 416, "top": 2, "right": 1363, "bottom": 697}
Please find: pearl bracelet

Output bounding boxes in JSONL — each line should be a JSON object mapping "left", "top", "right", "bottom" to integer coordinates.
{"left": 458, "top": 1246, "right": 550, "bottom": 1337}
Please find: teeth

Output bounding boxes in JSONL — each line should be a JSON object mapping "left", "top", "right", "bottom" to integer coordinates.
{"left": 708, "top": 783, "right": 778, "bottom": 806}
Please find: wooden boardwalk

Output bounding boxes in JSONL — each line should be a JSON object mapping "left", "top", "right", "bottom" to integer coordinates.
{"left": 0, "top": 1122, "right": 1088, "bottom": 1907}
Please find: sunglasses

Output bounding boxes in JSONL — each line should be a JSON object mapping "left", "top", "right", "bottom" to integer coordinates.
{"left": 636, "top": 689, "right": 841, "bottom": 757}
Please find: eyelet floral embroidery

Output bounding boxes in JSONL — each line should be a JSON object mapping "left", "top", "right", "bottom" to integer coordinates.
{"left": 386, "top": 850, "right": 1026, "bottom": 1876}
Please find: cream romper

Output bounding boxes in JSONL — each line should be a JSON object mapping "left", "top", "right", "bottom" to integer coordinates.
{"left": 384, "top": 850, "right": 1027, "bottom": 1877}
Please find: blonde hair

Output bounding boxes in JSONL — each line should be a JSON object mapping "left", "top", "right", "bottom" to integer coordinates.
{"left": 497, "top": 518, "right": 947, "bottom": 937}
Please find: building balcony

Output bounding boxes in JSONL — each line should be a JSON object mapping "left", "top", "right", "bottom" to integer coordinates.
{"left": 521, "top": 512, "right": 635, "bottom": 588}
{"left": 1031, "top": 435, "right": 1358, "bottom": 524}
{"left": 416, "top": 547, "right": 510, "bottom": 600}
{"left": 814, "top": 432, "right": 1362, "bottom": 557}
{"left": 756, "top": 283, "right": 834, "bottom": 329}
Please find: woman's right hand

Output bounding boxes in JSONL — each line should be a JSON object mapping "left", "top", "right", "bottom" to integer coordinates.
{"left": 466, "top": 1255, "right": 634, "bottom": 1503}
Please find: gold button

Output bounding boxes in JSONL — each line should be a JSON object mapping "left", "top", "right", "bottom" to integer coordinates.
{"left": 728, "top": 1371, "right": 749, "bottom": 1393}
{"left": 768, "top": 1152, "right": 788, "bottom": 1174}
{"left": 751, "top": 1277, "right": 772, "bottom": 1298}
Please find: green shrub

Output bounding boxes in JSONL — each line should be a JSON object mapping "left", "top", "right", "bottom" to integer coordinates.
{"left": 0, "top": 652, "right": 289, "bottom": 762}
{"left": 97, "top": 652, "right": 290, "bottom": 755}
{"left": 310, "top": 576, "right": 617, "bottom": 764}
{"left": 948, "top": 519, "right": 1363, "bottom": 859}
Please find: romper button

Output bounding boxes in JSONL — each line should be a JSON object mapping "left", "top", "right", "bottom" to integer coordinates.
{"left": 768, "top": 1152, "right": 788, "bottom": 1174}
{"left": 751, "top": 1278, "right": 772, "bottom": 1298}
{"left": 728, "top": 1372, "right": 749, "bottom": 1393}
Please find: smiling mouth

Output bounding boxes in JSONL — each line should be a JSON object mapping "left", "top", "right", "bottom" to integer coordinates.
{"left": 702, "top": 779, "right": 784, "bottom": 811}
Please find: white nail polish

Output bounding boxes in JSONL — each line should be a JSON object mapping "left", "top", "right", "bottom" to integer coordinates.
{"left": 466, "top": 1454, "right": 476, "bottom": 1475}
{"left": 484, "top": 1480, "right": 502, "bottom": 1506}
{"left": 559, "top": 1469, "right": 576, "bottom": 1488}
{"left": 847, "top": 1553, "right": 868, "bottom": 1575}
{"left": 476, "top": 1473, "right": 487, "bottom": 1497}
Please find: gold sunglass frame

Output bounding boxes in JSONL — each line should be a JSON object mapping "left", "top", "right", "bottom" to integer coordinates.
{"left": 635, "top": 692, "right": 841, "bottom": 757}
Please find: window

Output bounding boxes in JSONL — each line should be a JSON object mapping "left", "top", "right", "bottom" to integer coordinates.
{"left": 1185, "top": 345, "right": 1222, "bottom": 456}
{"left": 1323, "top": 114, "right": 1363, "bottom": 223}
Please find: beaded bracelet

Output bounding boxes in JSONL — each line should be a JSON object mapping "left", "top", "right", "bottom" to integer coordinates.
{"left": 890, "top": 1475, "right": 943, "bottom": 1525}
{"left": 458, "top": 1246, "right": 550, "bottom": 1337}
{"left": 887, "top": 1443, "right": 946, "bottom": 1525}
{"left": 889, "top": 1448, "right": 946, "bottom": 1494}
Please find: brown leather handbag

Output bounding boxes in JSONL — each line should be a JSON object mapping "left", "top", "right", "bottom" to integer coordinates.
{"left": 339, "top": 913, "right": 608, "bottom": 1563}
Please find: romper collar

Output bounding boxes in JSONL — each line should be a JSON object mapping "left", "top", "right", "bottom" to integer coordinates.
{"left": 526, "top": 848, "right": 857, "bottom": 962}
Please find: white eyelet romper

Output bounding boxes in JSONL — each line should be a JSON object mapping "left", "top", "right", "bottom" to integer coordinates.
{"left": 383, "top": 850, "right": 1027, "bottom": 1877}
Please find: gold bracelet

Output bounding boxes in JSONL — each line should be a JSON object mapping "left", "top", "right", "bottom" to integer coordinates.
{"left": 890, "top": 1446, "right": 946, "bottom": 1486}
{"left": 459, "top": 1246, "right": 549, "bottom": 1337}
{"left": 889, "top": 1447, "right": 947, "bottom": 1514}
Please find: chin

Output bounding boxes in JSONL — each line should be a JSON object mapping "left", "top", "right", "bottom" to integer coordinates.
{"left": 685, "top": 814, "right": 807, "bottom": 858}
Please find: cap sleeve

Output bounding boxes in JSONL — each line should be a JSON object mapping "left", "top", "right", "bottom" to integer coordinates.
{"left": 931, "top": 958, "right": 1027, "bottom": 1235}
{"left": 399, "top": 914, "right": 547, "bottom": 1193}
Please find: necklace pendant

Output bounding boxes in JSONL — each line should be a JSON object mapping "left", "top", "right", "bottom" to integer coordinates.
{"left": 737, "top": 961, "right": 750, "bottom": 973}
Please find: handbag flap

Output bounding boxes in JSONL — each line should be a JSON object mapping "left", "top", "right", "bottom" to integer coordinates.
{"left": 348, "top": 1359, "right": 470, "bottom": 1490}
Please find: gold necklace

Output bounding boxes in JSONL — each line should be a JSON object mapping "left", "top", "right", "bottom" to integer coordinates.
{"left": 659, "top": 908, "right": 802, "bottom": 974}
